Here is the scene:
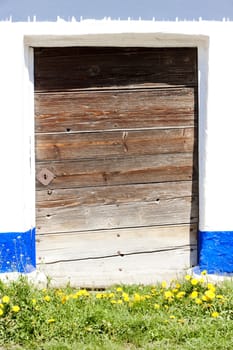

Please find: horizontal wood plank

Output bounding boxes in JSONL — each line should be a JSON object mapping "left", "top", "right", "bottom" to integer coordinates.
{"left": 36, "top": 195, "right": 198, "bottom": 234}
{"left": 37, "top": 224, "right": 197, "bottom": 287}
{"left": 36, "top": 128, "right": 196, "bottom": 161}
{"left": 36, "top": 181, "right": 198, "bottom": 208}
{"left": 36, "top": 153, "right": 197, "bottom": 190}
{"left": 35, "top": 88, "right": 197, "bottom": 133}
{"left": 34, "top": 47, "right": 197, "bottom": 92}
{"left": 36, "top": 224, "right": 197, "bottom": 262}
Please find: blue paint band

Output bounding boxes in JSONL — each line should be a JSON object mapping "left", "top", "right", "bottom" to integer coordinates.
{"left": 198, "top": 231, "right": 233, "bottom": 274}
{"left": 0, "top": 228, "right": 36, "bottom": 273}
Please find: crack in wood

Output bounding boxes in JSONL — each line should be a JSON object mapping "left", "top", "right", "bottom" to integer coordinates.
{"left": 41, "top": 244, "right": 197, "bottom": 265}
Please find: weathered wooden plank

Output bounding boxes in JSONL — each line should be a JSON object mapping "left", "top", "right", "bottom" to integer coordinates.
{"left": 36, "top": 181, "right": 198, "bottom": 208}
{"left": 36, "top": 195, "right": 198, "bottom": 234}
{"left": 35, "top": 88, "right": 197, "bottom": 133}
{"left": 37, "top": 224, "right": 197, "bottom": 287}
{"left": 34, "top": 47, "right": 197, "bottom": 92}
{"left": 36, "top": 128, "right": 196, "bottom": 161}
{"left": 36, "top": 224, "right": 197, "bottom": 262}
{"left": 36, "top": 153, "right": 197, "bottom": 190}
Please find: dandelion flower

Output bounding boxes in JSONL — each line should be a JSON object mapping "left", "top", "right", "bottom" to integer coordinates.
{"left": 185, "top": 275, "right": 191, "bottom": 281}
{"left": 154, "top": 303, "right": 160, "bottom": 310}
{"left": 216, "top": 295, "right": 224, "bottom": 299}
{"left": 32, "top": 299, "right": 37, "bottom": 305}
{"left": 2, "top": 296, "right": 10, "bottom": 304}
{"left": 122, "top": 293, "right": 130, "bottom": 302}
{"left": 191, "top": 278, "right": 198, "bottom": 286}
{"left": 195, "top": 298, "right": 202, "bottom": 305}
{"left": 161, "top": 281, "right": 167, "bottom": 288}
{"left": 0, "top": 309, "right": 3, "bottom": 316}
{"left": 169, "top": 315, "right": 176, "bottom": 319}
{"left": 201, "top": 270, "right": 207, "bottom": 275}
{"left": 133, "top": 293, "right": 142, "bottom": 302}
{"left": 12, "top": 305, "right": 20, "bottom": 313}
{"left": 204, "top": 290, "right": 215, "bottom": 301}
{"left": 190, "top": 291, "right": 198, "bottom": 299}
{"left": 207, "top": 283, "right": 216, "bottom": 292}
{"left": 211, "top": 311, "right": 219, "bottom": 318}
{"left": 116, "top": 287, "right": 123, "bottom": 292}
{"left": 176, "top": 291, "right": 186, "bottom": 299}
{"left": 44, "top": 295, "right": 51, "bottom": 302}
{"left": 48, "top": 318, "right": 55, "bottom": 323}
{"left": 96, "top": 293, "right": 103, "bottom": 299}
{"left": 164, "top": 291, "right": 173, "bottom": 299}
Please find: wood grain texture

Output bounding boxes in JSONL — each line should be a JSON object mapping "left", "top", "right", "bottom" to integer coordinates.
{"left": 34, "top": 46, "right": 198, "bottom": 285}
{"left": 35, "top": 88, "right": 197, "bottom": 133}
{"left": 36, "top": 181, "right": 198, "bottom": 207}
{"left": 36, "top": 191, "right": 198, "bottom": 234}
{"left": 36, "top": 128, "right": 196, "bottom": 161}
{"left": 37, "top": 224, "right": 197, "bottom": 262}
{"left": 34, "top": 47, "right": 197, "bottom": 92}
{"left": 36, "top": 153, "right": 196, "bottom": 190}
{"left": 37, "top": 224, "right": 197, "bottom": 287}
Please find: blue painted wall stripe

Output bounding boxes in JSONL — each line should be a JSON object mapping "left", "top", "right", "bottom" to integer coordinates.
{"left": 199, "top": 231, "right": 233, "bottom": 274}
{"left": 0, "top": 228, "right": 36, "bottom": 273}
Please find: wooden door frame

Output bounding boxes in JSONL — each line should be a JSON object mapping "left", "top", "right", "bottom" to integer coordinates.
{"left": 23, "top": 32, "right": 209, "bottom": 265}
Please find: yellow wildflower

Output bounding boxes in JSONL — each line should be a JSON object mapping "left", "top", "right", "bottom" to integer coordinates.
{"left": 176, "top": 291, "right": 186, "bottom": 299}
{"left": 76, "top": 289, "right": 89, "bottom": 297}
{"left": 176, "top": 283, "right": 181, "bottom": 289}
{"left": 133, "top": 293, "right": 142, "bottom": 302}
{"left": 191, "top": 278, "right": 198, "bottom": 286}
{"left": 195, "top": 298, "right": 202, "bottom": 305}
{"left": 185, "top": 275, "right": 191, "bottom": 281}
{"left": 117, "top": 299, "right": 123, "bottom": 304}
{"left": 211, "top": 311, "right": 219, "bottom": 318}
{"left": 116, "top": 287, "right": 123, "bottom": 292}
{"left": 164, "top": 291, "right": 173, "bottom": 299}
{"left": 44, "top": 295, "right": 51, "bottom": 302}
{"left": 12, "top": 305, "right": 20, "bottom": 313}
{"left": 0, "top": 303, "right": 3, "bottom": 308}
{"left": 48, "top": 318, "right": 55, "bottom": 323}
{"left": 96, "top": 293, "right": 103, "bottom": 299}
{"left": 169, "top": 315, "right": 176, "bottom": 319}
{"left": 61, "top": 295, "right": 68, "bottom": 304}
{"left": 201, "top": 270, "right": 207, "bottom": 275}
{"left": 161, "top": 281, "right": 167, "bottom": 288}
{"left": 122, "top": 293, "right": 130, "bottom": 302}
{"left": 154, "top": 303, "right": 160, "bottom": 310}
{"left": 32, "top": 298, "right": 37, "bottom": 305}
{"left": 108, "top": 293, "right": 115, "bottom": 299}
{"left": 216, "top": 295, "right": 224, "bottom": 299}
{"left": 204, "top": 290, "right": 215, "bottom": 301}
{"left": 0, "top": 309, "right": 3, "bottom": 316}
{"left": 111, "top": 300, "right": 117, "bottom": 304}
{"left": 190, "top": 291, "right": 198, "bottom": 299}
{"left": 202, "top": 295, "right": 208, "bottom": 302}
{"left": 207, "top": 283, "right": 216, "bottom": 292}
{"left": 2, "top": 296, "right": 10, "bottom": 304}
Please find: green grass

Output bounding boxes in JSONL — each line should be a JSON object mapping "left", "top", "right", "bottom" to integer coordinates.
{"left": 0, "top": 274, "right": 233, "bottom": 349}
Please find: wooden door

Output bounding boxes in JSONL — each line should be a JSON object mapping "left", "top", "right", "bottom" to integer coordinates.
{"left": 34, "top": 47, "right": 198, "bottom": 286}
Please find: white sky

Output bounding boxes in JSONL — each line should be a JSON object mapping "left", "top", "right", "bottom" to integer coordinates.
{"left": 0, "top": 0, "right": 233, "bottom": 21}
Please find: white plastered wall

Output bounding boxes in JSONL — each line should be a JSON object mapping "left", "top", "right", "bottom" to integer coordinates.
{"left": 0, "top": 20, "right": 232, "bottom": 236}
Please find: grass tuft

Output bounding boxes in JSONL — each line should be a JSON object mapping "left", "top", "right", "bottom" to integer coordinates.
{"left": 0, "top": 274, "right": 233, "bottom": 349}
